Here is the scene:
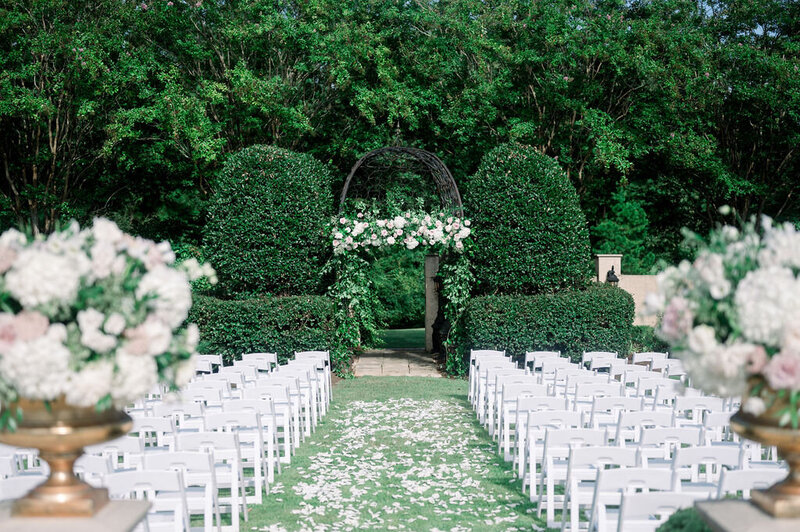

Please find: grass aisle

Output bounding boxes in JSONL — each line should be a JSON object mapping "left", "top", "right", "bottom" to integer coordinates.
{"left": 249, "top": 377, "right": 546, "bottom": 531}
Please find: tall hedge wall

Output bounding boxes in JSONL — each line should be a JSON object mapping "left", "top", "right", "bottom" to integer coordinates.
{"left": 459, "top": 285, "right": 635, "bottom": 363}
{"left": 190, "top": 295, "right": 338, "bottom": 367}
{"left": 205, "top": 145, "right": 334, "bottom": 296}
{"left": 464, "top": 143, "right": 593, "bottom": 294}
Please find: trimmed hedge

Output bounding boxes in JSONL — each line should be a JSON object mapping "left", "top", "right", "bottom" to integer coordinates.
{"left": 205, "top": 145, "right": 334, "bottom": 296}
{"left": 464, "top": 143, "right": 593, "bottom": 294}
{"left": 656, "top": 508, "right": 711, "bottom": 532}
{"left": 459, "top": 284, "right": 634, "bottom": 363}
{"left": 630, "top": 325, "right": 669, "bottom": 354}
{"left": 190, "top": 294, "right": 338, "bottom": 367}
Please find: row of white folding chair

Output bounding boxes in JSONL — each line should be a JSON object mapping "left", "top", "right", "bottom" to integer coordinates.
{"left": 295, "top": 350, "right": 333, "bottom": 403}
{"left": 520, "top": 412, "right": 752, "bottom": 499}
{"left": 284, "top": 355, "right": 330, "bottom": 418}
{"left": 541, "top": 439, "right": 727, "bottom": 530}
{"left": 475, "top": 362, "right": 519, "bottom": 425}
{"left": 490, "top": 372, "right": 540, "bottom": 435}
{"left": 94, "top": 432, "right": 249, "bottom": 530}
{"left": 566, "top": 444, "right": 768, "bottom": 531}
{"left": 470, "top": 352, "right": 513, "bottom": 409}
{"left": 468, "top": 349, "right": 508, "bottom": 405}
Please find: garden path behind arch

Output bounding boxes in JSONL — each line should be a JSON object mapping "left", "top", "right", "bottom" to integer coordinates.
{"left": 248, "top": 377, "right": 547, "bottom": 531}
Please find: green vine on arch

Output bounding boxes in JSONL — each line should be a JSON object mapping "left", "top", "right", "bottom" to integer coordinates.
{"left": 325, "top": 205, "right": 474, "bottom": 376}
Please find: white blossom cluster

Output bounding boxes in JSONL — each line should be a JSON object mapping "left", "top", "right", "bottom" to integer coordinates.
{"left": 646, "top": 215, "right": 800, "bottom": 400}
{"left": 0, "top": 219, "right": 215, "bottom": 409}
{"left": 331, "top": 211, "right": 471, "bottom": 254}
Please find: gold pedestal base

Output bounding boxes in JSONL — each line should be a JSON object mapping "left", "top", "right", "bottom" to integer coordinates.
{"left": 0, "top": 398, "right": 132, "bottom": 518}
{"left": 13, "top": 485, "right": 109, "bottom": 517}
{"left": 752, "top": 488, "right": 800, "bottom": 518}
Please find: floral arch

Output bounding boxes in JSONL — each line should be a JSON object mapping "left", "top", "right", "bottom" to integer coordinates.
{"left": 327, "top": 147, "right": 473, "bottom": 375}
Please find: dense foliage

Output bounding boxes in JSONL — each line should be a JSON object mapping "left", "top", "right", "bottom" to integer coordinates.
{"left": 1, "top": 0, "right": 797, "bottom": 260}
{"left": 459, "top": 285, "right": 635, "bottom": 363}
{"left": 371, "top": 249, "right": 425, "bottom": 329}
{"left": 630, "top": 325, "right": 670, "bottom": 354}
{"left": 189, "top": 294, "right": 343, "bottom": 368}
{"left": 465, "top": 144, "right": 592, "bottom": 294}
{"left": 656, "top": 508, "right": 712, "bottom": 532}
{"left": 205, "top": 145, "right": 333, "bottom": 296}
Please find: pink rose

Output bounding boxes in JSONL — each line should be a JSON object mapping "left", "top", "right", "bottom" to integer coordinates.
{"left": 0, "top": 246, "right": 17, "bottom": 273}
{"left": 13, "top": 311, "right": 49, "bottom": 341}
{"left": 0, "top": 313, "right": 16, "bottom": 353}
{"left": 763, "top": 349, "right": 800, "bottom": 390}
{"left": 659, "top": 296, "right": 693, "bottom": 343}
{"left": 745, "top": 345, "right": 768, "bottom": 374}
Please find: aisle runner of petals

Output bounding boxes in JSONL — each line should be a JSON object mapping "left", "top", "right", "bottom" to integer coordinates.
{"left": 258, "top": 399, "right": 539, "bottom": 531}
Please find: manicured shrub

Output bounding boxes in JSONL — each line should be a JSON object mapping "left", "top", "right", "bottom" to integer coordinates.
{"left": 656, "top": 508, "right": 712, "bottom": 532}
{"left": 630, "top": 325, "right": 670, "bottom": 354}
{"left": 190, "top": 295, "right": 343, "bottom": 369}
{"left": 464, "top": 143, "right": 593, "bottom": 294}
{"left": 205, "top": 145, "right": 334, "bottom": 296}
{"left": 459, "top": 284, "right": 634, "bottom": 363}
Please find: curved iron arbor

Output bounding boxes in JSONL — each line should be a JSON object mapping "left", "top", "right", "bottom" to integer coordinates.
{"left": 339, "top": 147, "right": 463, "bottom": 218}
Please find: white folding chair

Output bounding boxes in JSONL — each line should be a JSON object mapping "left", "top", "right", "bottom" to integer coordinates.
{"left": 0, "top": 474, "right": 47, "bottom": 501}
{"left": 581, "top": 351, "right": 617, "bottom": 370}
{"left": 525, "top": 350, "right": 560, "bottom": 371}
{"left": 105, "top": 469, "right": 191, "bottom": 532}
{"left": 536, "top": 428, "right": 608, "bottom": 525}
{"left": 671, "top": 445, "right": 742, "bottom": 496}
{"left": 615, "top": 492, "right": 702, "bottom": 532}
{"left": 204, "top": 411, "right": 270, "bottom": 500}
{"left": 176, "top": 432, "right": 248, "bottom": 525}
{"left": 561, "top": 447, "right": 642, "bottom": 531}
{"left": 716, "top": 468, "right": 787, "bottom": 499}
{"left": 587, "top": 467, "right": 674, "bottom": 532}
{"left": 614, "top": 410, "right": 675, "bottom": 446}
{"left": 522, "top": 410, "right": 584, "bottom": 496}
{"left": 143, "top": 451, "right": 223, "bottom": 532}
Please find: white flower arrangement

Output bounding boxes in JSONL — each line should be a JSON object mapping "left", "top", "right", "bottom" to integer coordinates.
{"left": 0, "top": 219, "right": 215, "bottom": 424}
{"left": 331, "top": 210, "right": 471, "bottom": 254}
{"left": 648, "top": 215, "right": 800, "bottom": 425}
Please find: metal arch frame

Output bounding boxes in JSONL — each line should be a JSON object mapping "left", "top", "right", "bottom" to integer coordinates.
{"left": 338, "top": 147, "right": 464, "bottom": 218}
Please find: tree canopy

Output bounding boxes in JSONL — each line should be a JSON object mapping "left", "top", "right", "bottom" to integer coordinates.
{"left": 1, "top": 0, "right": 797, "bottom": 262}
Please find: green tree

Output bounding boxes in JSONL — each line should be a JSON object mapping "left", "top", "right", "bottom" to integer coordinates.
{"left": 592, "top": 187, "right": 657, "bottom": 274}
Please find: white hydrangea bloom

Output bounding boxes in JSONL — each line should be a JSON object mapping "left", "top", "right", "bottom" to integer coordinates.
{"left": 92, "top": 218, "right": 124, "bottom": 244}
{"left": 65, "top": 361, "right": 114, "bottom": 407}
{"left": 0, "top": 325, "right": 70, "bottom": 400}
{"left": 112, "top": 351, "right": 158, "bottom": 406}
{"left": 104, "top": 313, "right": 127, "bottom": 336}
{"left": 0, "top": 228, "right": 26, "bottom": 248}
{"left": 77, "top": 309, "right": 117, "bottom": 353}
{"left": 174, "top": 355, "right": 197, "bottom": 388}
{"left": 693, "top": 252, "right": 731, "bottom": 300}
{"left": 5, "top": 248, "right": 84, "bottom": 308}
{"left": 136, "top": 266, "right": 192, "bottom": 328}
{"left": 759, "top": 221, "right": 800, "bottom": 269}
{"left": 680, "top": 332, "right": 750, "bottom": 397}
{"left": 735, "top": 267, "right": 800, "bottom": 346}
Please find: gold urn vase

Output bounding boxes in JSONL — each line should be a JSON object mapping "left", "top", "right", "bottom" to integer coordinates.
{"left": 0, "top": 397, "right": 132, "bottom": 517}
{"left": 732, "top": 390, "right": 800, "bottom": 518}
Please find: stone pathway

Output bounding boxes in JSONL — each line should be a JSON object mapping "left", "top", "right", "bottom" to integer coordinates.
{"left": 353, "top": 349, "right": 441, "bottom": 377}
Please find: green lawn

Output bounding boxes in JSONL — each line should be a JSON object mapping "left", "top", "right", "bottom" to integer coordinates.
{"left": 246, "top": 377, "right": 549, "bottom": 531}
{"left": 379, "top": 328, "right": 426, "bottom": 349}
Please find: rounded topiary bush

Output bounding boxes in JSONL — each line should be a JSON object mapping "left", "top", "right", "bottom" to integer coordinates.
{"left": 205, "top": 145, "right": 334, "bottom": 296}
{"left": 464, "top": 143, "right": 592, "bottom": 294}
